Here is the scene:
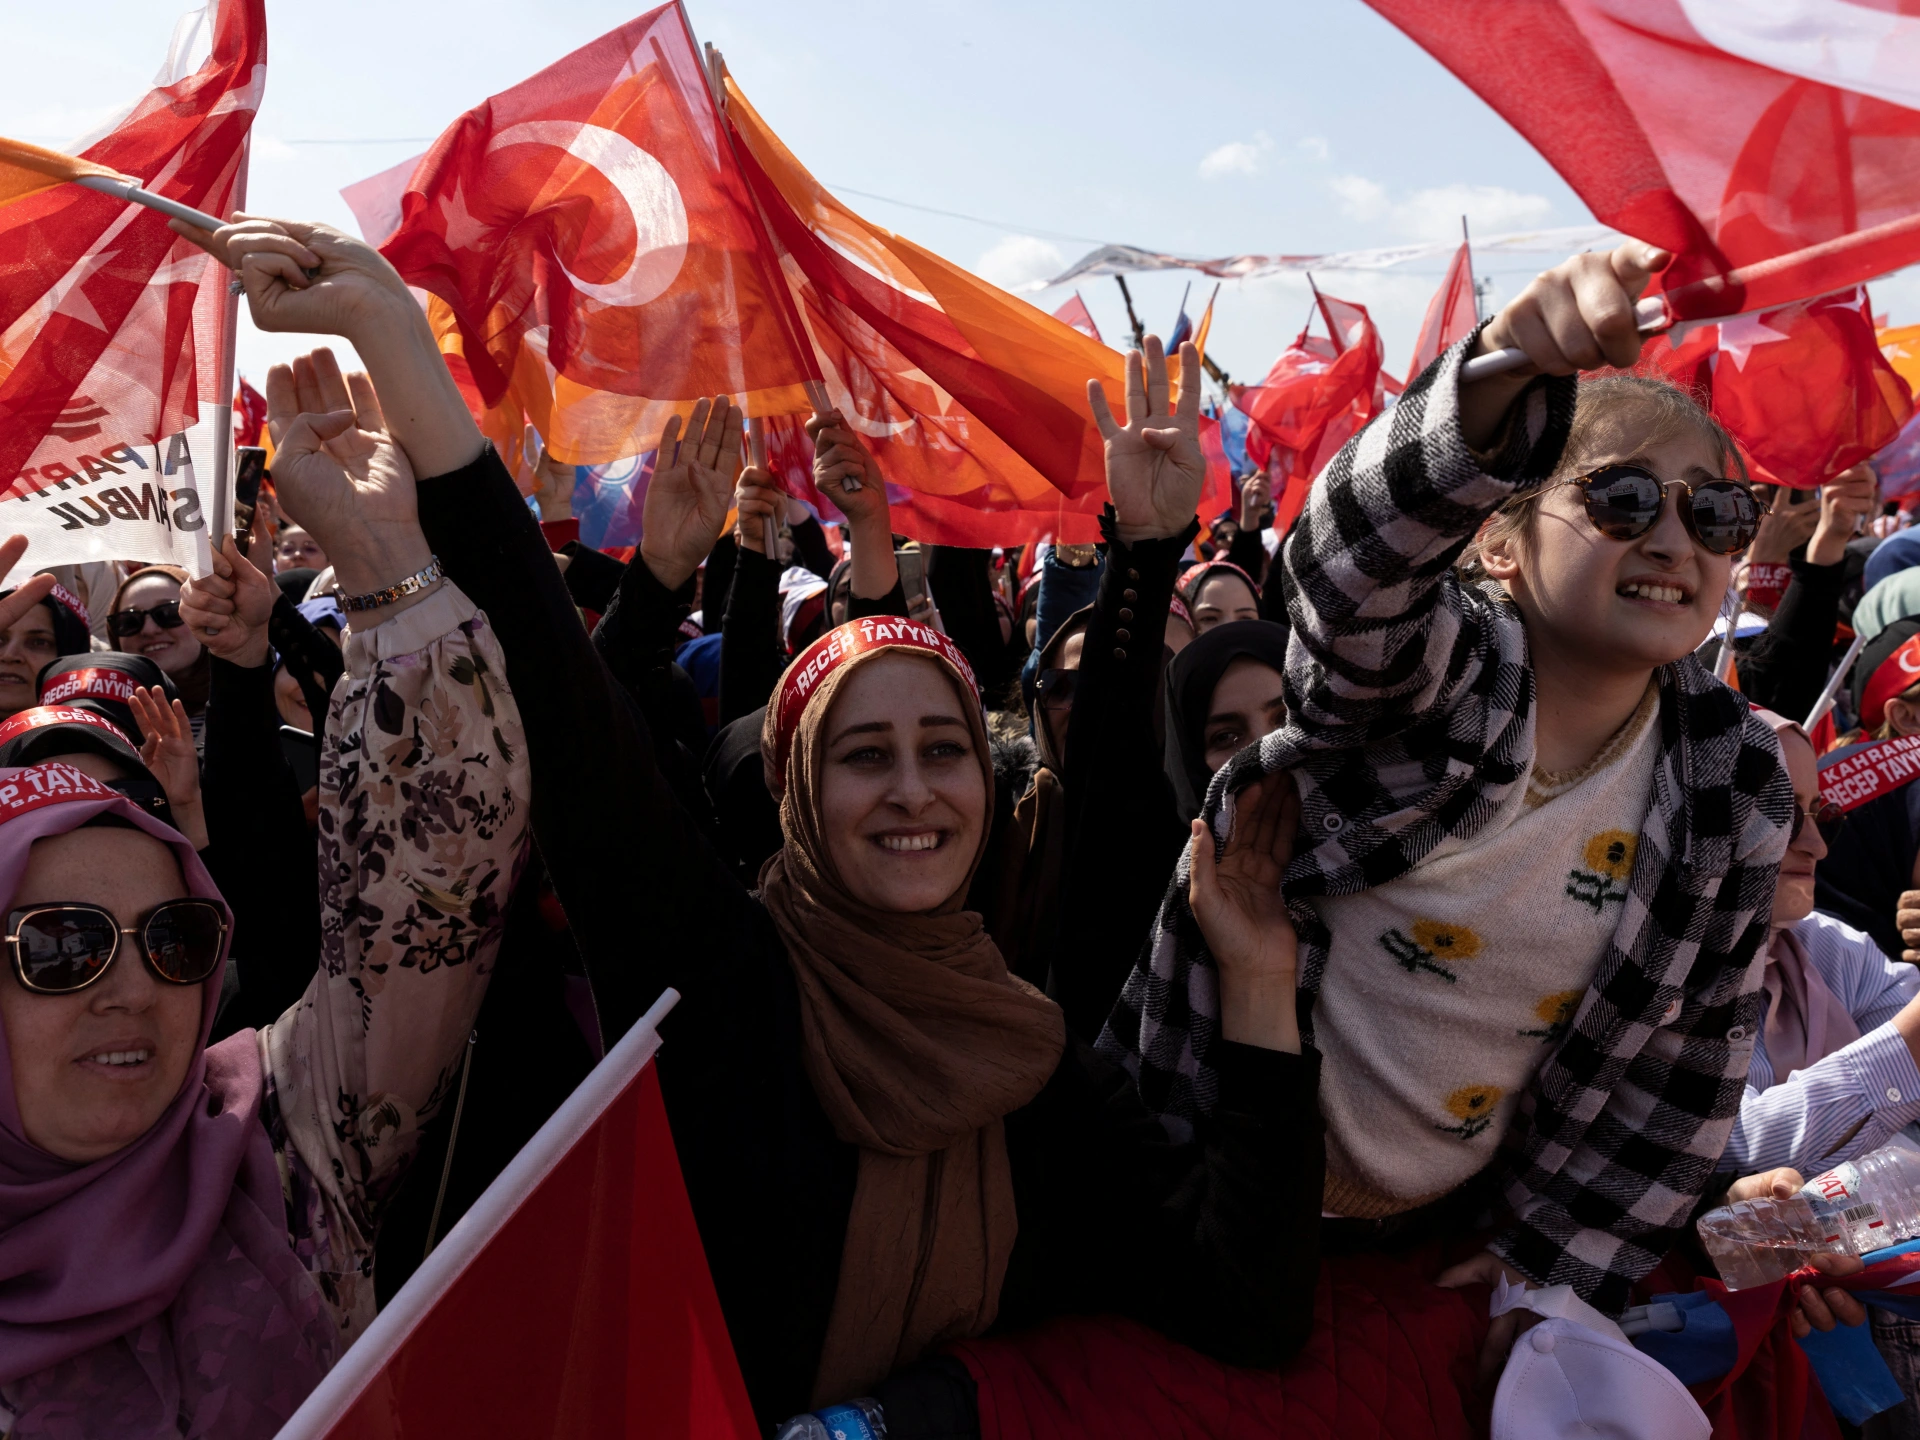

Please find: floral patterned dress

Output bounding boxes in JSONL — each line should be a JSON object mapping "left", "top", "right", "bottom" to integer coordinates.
{"left": 259, "top": 584, "right": 530, "bottom": 1346}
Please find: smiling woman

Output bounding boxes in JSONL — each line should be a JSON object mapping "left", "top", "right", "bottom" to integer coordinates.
{"left": 107, "top": 568, "right": 209, "bottom": 729}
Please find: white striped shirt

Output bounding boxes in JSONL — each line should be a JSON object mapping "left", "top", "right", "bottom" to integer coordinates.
{"left": 1725, "top": 910, "right": 1920, "bottom": 1176}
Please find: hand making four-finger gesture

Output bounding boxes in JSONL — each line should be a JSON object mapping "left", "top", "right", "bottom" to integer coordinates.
{"left": 1186, "top": 768, "right": 1301, "bottom": 1054}
{"left": 128, "top": 686, "right": 208, "bottom": 850}
{"left": 640, "top": 396, "right": 745, "bottom": 590}
{"left": 1089, "top": 337, "right": 1207, "bottom": 545}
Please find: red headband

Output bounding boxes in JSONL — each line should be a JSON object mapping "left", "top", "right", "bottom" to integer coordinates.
{"left": 1861, "top": 633, "right": 1920, "bottom": 730}
{"left": 1179, "top": 560, "right": 1260, "bottom": 604}
{"left": 45, "top": 582, "right": 89, "bottom": 629}
{"left": 769, "top": 618, "right": 979, "bottom": 793}
{"left": 39, "top": 666, "right": 142, "bottom": 708}
{"left": 0, "top": 761, "right": 118, "bottom": 822}
{"left": 0, "top": 705, "right": 134, "bottom": 751}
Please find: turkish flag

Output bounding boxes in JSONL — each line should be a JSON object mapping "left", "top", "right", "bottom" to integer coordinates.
{"left": 1237, "top": 292, "right": 1388, "bottom": 533}
{"left": 1052, "top": 293, "right": 1103, "bottom": 345}
{"left": 0, "top": 0, "right": 261, "bottom": 515}
{"left": 271, "top": 991, "right": 757, "bottom": 1440}
{"left": 1633, "top": 288, "right": 1911, "bottom": 486}
{"left": 377, "top": 3, "right": 814, "bottom": 466}
{"left": 1366, "top": 0, "right": 1920, "bottom": 321}
{"left": 1406, "top": 242, "right": 1477, "bottom": 382}
{"left": 234, "top": 377, "right": 267, "bottom": 448}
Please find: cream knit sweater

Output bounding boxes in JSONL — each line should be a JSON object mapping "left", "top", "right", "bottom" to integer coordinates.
{"left": 1311, "top": 683, "right": 1662, "bottom": 1219}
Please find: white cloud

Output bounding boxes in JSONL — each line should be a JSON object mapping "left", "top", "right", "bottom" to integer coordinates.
{"left": 1297, "top": 135, "right": 1330, "bottom": 163}
{"left": 1332, "top": 176, "right": 1553, "bottom": 241}
{"left": 975, "top": 235, "right": 1066, "bottom": 291}
{"left": 1199, "top": 132, "right": 1272, "bottom": 180}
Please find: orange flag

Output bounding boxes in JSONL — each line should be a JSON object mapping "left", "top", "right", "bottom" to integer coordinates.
{"left": 722, "top": 73, "right": 1157, "bottom": 545}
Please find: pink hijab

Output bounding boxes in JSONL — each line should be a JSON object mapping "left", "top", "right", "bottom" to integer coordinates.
{"left": 0, "top": 763, "right": 335, "bottom": 1437}
{"left": 1754, "top": 711, "right": 1863, "bottom": 1079}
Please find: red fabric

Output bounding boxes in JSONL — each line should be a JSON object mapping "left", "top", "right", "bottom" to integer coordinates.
{"left": 307, "top": 1061, "right": 755, "bottom": 1438}
{"left": 1364, "top": 0, "right": 1920, "bottom": 322}
{"left": 1053, "top": 294, "right": 1102, "bottom": 344}
{"left": 951, "top": 1251, "right": 1490, "bottom": 1440}
{"left": 1237, "top": 293, "right": 1388, "bottom": 535}
{"left": 1407, "top": 243, "right": 1477, "bottom": 382}
{"left": 377, "top": 3, "right": 811, "bottom": 462}
{"left": 233, "top": 378, "right": 268, "bottom": 448}
{"left": 1624, "top": 289, "right": 1911, "bottom": 488}
{"left": 0, "top": 0, "right": 261, "bottom": 498}
{"left": 1198, "top": 413, "right": 1233, "bottom": 522}
{"left": 1708, "top": 289, "right": 1913, "bottom": 486}
{"left": 539, "top": 517, "right": 581, "bottom": 552}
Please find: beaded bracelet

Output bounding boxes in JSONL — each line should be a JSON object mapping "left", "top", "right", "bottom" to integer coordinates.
{"left": 341, "top": 556, "right": 445, "bottom": 612}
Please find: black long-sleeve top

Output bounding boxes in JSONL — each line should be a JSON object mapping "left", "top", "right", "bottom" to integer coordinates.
{"left": 201, "top": 655, "right": 323, "bottom": 1039}
{"left": 1735, "top": 550, "right": 1849, "bottom": 723}
{"left": 412, "top": 447, "right": 1326, "bottom": 1427}
{"left": 1045, "top": 515, "right": 1197, "bottom": 1041}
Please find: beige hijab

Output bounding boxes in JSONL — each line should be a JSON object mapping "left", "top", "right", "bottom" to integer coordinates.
{"left": 758, "top": 646, "right": 1065, "bottom": 1404}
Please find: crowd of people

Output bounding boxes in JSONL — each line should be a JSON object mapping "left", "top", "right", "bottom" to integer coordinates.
{"left": 0, "top": 211, "right": 1914, "bottom": 1439}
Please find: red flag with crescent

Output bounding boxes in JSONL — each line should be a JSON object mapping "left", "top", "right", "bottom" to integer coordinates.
{"left": 376, "top": 3, "right": 813, "bottom": 466}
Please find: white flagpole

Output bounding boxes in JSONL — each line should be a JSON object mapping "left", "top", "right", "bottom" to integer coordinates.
{"left": 205, "top": 132, "right": 248, "bottom": 543}
{"left": 272, "top": 987, "right": 682, "bottom": 1440}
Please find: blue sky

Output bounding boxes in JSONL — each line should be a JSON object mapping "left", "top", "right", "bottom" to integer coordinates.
{"left": 9, "top": 0, "right": 1919, "bottom": 393}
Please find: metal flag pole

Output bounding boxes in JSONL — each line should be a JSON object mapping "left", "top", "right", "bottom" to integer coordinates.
{"left": 1804, "top": 630, "right": 1868, "bottom": 732}
{"left": 71, "top": 172, "right": 224, "bottom": 232}
{"left": 207, "top": 135, "right": 248, "bottom": 543}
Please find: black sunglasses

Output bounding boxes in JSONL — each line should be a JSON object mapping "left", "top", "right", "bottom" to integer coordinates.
{"left": 1790, "top": 796, "right": 1845, "bottom": 847}
{"left": 107, "top": 600, "right": 185, "bottom": 639}
{"left": 6, "top": 899, "right": 227, "bottom": 995}
{"left": 1534, "top": 464, "right": 1769, "bottom": 556}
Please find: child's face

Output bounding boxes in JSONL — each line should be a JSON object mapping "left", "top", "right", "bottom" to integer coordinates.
{"left": 1494, "top": 429, "right": 1732, "bottom": 677}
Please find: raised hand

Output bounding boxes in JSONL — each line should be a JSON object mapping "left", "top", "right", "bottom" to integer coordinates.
{"left": 1461, "top": 241, "right": 1671, "bottom": 450}
{"left": 266, "top": 349, "right": 432, "bottom": 601}
{"left": 1089, "top": 337, "right": 1206, "bottom": 545}
{"left": 128, "top": 686, "right": 207, "bottom": 850}
{"left": 734, "top": 467, "right": 783, "bottom": 556}
{"left": 181, "top": 535, "right": 277, "bottom": 668}
{"left": 1187, "top": 767, "right": 1300, "bottom": 1053}
{"left": 1239, "top": 472, "right": 1273, "bottom": 531}
{"left": 639, "top": 397, "right": 744, "bottom": 590}
{"left": 0, "top": 535, "right": 55, "bottom": 634}
{"left": 521, "top": 423, "right": 575, "bottom": 523}
{"left": 169, "top": 214, "right": 414, "bottom": 342}
{"left": 805, "top": 409, "right": 898, "bottom": 599}
{"left": 1808, "top": 464, "right": 1878, "bottom": 567}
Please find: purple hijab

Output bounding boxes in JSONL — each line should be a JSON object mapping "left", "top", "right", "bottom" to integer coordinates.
{"left": 0, "top": 763, "right": 335, "bottom": 1437}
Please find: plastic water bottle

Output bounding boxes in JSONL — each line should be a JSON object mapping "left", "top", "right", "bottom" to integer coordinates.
{"left": 772, "top": 1398, "right": 887, "bottom": 1440}
{"left": 1697, "top": 1144, "right": 1920, "bottom": 1289}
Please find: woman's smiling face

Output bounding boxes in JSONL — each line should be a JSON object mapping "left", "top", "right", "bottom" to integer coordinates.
{"left": 817, "top": 652, "right": 986, "bottom": 914}
{"left": 112, "top": 575, "right": 203, "bottom": 678}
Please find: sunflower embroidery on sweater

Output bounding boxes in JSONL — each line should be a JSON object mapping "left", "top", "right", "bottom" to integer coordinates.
{"left": 1519, "top": 989, "right": 1582, "bottom": 1044}
{"left": 1437, "top": 1084, "right": 1504, "bottom": 1141}
{"left": 1378, "top": 919, "right": 1482, "bottom": 983}
{"left": 1565, "top": 829, "right": 1636, "bottom": 913}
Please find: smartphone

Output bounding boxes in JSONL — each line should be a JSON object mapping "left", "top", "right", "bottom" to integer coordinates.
{"left": 233, "top": 446, "right": 268, "bottom": 555}
{"left": 279, "top": 725, "right": 320, "bottom": 794}
{"left": 895, "top": 544, "right": 930, "bottom": 613}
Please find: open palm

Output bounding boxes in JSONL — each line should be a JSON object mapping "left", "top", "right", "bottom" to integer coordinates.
{"left": 266, "top": 349, "right": 417, "bottom": 543}
{"left": 1089, "top": 337, "right": 1207, "bottom": 541}
{"left": 641, "top": 397, "right": 745, "bottom": 589}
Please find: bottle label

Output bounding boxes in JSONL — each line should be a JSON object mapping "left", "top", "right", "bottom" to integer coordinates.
{"left": 1808, "top": 1161, "right": 1864, "bottom": 1204}
{"left": 815, "top": 1405, "right": 879, "bottom": 1440}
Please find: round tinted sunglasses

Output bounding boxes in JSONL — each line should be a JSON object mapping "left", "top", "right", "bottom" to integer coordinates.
{"left": 1532, "top": 464, "right": 1769, "bottom": 556}
{"left": 106, "top": 600, "right": 185, "bottom": 639}
{"left": 1791, "top": 796, "right": 1846, "bottom": 847}
{"left": 6, "top": 899, "right": 227, "bottom": 995}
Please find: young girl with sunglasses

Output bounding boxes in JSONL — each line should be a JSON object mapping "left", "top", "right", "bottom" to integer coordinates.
{"left": 1106, "top": 242, "right": 1794, "bottom": 1375}
{"left": 0, "top": 336, "right": 531, "bottom": 1434}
